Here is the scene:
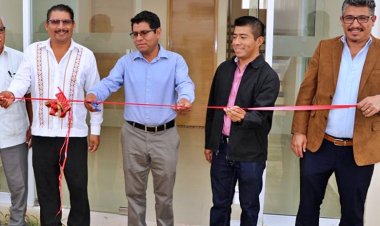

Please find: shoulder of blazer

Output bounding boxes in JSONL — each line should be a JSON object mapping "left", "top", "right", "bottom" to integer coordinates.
{"left": 319, "top": 36, "right": 343, "bottom": 48}
{"left": 370, "top": 35, "right": 380, "bottom": 49}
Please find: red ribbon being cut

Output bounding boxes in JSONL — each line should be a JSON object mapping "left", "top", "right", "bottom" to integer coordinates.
{"left": 13, "top": 94, "right": 357, "bottom": 216}
{"left": 15, "top": 96, "right": 358, "bottom": 111}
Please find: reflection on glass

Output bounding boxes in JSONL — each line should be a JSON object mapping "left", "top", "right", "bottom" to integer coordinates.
{"left": 265, "top": 0, "right": 340, "bottom": 219}
{"left": 32, "top": 0, "right": 136, "bottom": 214}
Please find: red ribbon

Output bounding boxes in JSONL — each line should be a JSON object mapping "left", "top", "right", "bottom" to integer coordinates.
{"left": 15, "top": 96, "right": 358, "bottom": 111}
{"left": 35, "top": 89, "right": 72, "bottom": 216}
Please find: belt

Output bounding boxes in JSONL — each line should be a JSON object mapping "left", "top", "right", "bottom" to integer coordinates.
{"left": 221, "top": 134, "right": 229, "bottom": 144}
{"left": 127, "top": 120, "right": 175, "bottom": 132}
{"left": 324, "top": 133, "right": 353, "bottom": 146}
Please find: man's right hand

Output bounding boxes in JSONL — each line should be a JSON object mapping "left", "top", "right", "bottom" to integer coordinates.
{"left": 204, "top": 149, "right": 213, "bottom": 163}
{"left": 84, "top": 93, "right": 97, "bottom": 112}
{"left": 291, "top": 133, "right": 307, "bottom": 158}
{"left": 0, "top": 91, "right": 15, "bottom": 109}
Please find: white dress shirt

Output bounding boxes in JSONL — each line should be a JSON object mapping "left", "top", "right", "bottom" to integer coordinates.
{"left": 325, "top": 36, "right": 371, "bottom": 138}
{"left": 0, "top": 46, "right": 29, "bottom": 148}
{"left": 8, "top": 39, "right": 103, "bottom": 137}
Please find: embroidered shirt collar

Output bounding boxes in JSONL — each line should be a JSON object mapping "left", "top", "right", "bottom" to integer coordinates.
{"left": 42, "top": 38, "right": 79, "bottom": 52}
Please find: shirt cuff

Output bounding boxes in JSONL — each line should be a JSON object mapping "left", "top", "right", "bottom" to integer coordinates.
{"left": 90, "top": 125, "right": 101, "bottom": 135}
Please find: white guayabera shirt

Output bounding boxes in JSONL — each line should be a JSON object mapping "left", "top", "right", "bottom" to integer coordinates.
{"left": 8, "top": 39, "right": 103, "bottom": 137}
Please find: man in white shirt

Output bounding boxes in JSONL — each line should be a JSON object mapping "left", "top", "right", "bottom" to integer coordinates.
{"left": 0, "top": 16, "right": 32, "bottom": 226}
{"left": 0, "top": 5, "right": 103, "bottom": 226}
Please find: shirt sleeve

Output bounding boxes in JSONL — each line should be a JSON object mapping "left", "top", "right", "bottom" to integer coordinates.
{"left": 174, "top": 55, "right": 195, "bottom": 103}
{"left": 88, "top": 56, "right": 125, "bottom": 102}
{"left": 85, "top": 52, "right": 103, "bottom": 135}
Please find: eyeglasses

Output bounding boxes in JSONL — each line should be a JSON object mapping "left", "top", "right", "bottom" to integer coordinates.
{"left": 47, "top": 19, "right": 74, "bottom": 26}
{"left": 342, "top": 15, "right": 373, "bottom": 24}
{"left": 129, "top": 29, "right": 156, "bottom": 39}
{"left": 0, "top": 27, "right": 5, "bottom": 34}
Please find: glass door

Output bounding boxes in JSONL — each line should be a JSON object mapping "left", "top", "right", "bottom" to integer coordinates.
{"left": 263, "top": 0, "right": 342, "bottom": 225}
{"left": 31, "top": 0, "right": 138, "bottom": 213}
{"left": 0, "top": 0, "right": 35, "bottom": 208}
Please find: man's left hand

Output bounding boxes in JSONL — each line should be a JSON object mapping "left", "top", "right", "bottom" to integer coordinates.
{"left": 175, "top": 98, "right": 192, "bottom": 115}
{"left": 357, "top": 95, "right": 380, "bottom": 117}
{"left": 88, "top": 135, "right": 100, "bottom": 152}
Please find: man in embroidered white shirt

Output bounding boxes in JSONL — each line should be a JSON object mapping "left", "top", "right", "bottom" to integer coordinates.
{"left": 0, "top": 5, "right": 103, "bottom": 226}
{"left": 0, "top": 16, "right": 32, "bottom": 226}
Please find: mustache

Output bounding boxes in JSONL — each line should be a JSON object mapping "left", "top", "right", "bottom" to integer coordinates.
{"left": 55, "top": 29, "right": 69, "bottom": 33}
{"left": 348, "top": 27, "right": 364, "bottom": 32}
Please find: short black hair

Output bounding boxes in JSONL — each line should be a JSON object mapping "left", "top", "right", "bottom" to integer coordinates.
{"left": 130, "top": 10, "right": 160, "bottom": 30}
{"left": 234, "top": 16, "right": 265, "bottom": 39}
{"left": 342, "top": 0, "right": 376, "bottom": 15}
{"left": 47, "top": 4, "right": 74, "bottom": 21}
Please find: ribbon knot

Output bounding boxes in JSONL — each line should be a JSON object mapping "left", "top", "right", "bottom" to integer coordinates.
{"left": 45, "top": 88, "right": 71, "bottom": 118}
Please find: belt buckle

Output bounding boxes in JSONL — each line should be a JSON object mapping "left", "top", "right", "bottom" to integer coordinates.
{"left": 333, "top": 138, "right": 346, "bottom": 146}
{"left": 334, "top": 138, "right": 344, "bottom": 146}
{"left": 333, "top": 140, "right": 339, "bottom": 146}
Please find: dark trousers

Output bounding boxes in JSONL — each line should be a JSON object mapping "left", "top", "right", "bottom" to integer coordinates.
{"left": 210, "top": 140, "right": 265, "bottom": 226}
{"left": 32, "top": 136, "right": 90, "bottom": 226}
{"left": 296, "top": 139, "right": 374, "bottom": 226}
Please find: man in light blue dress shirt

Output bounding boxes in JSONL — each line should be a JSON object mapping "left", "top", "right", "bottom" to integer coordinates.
{"left": 85, "top": 11, "right": 195, "bottom": 226}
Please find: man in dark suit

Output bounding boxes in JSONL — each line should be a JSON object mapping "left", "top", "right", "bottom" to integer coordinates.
{"left": 204, "top": 16, "right": 280, "bottom": 226}
{"left": 291, "top": 0, "right": 380, "bottom": 225}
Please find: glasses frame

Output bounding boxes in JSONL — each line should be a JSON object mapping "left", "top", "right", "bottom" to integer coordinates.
{"left": 342, "top": 15, "right": 373, "bottom": 24}
{"left": 0, "top": 26, "right": 5, "bottom": 34}
{"left": 129, "top": 29, "right": 156, "bottom": 39}
{"left": 47, "top": 19, "right": 74, "bottom": 26}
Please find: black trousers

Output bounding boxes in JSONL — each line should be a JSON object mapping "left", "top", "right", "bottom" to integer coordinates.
{"left": 296, "top": 139, "right": 374, "bottom": 226}
{"left": 32, "top": 136, "right": 90, "bottom": 226}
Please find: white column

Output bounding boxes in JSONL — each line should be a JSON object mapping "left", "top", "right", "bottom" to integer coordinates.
{"left": 372, "top": 0, "right": 380, "bottom": 37}
{"left": 23, "top": 0, "right": 31, "bottom": 49}
{"left": 265, "top": 0, "right": 274, "bottom": 66}
{"left": 23, "top": 0, "right": 35, "bottom": 207}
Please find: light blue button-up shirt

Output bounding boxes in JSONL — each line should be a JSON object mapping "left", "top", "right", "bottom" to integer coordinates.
{"left": 325, "top": 36, "right": 372, "bottom": 138}
{"left": 90, "top": 45, "right": 195, "bottom": 126}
